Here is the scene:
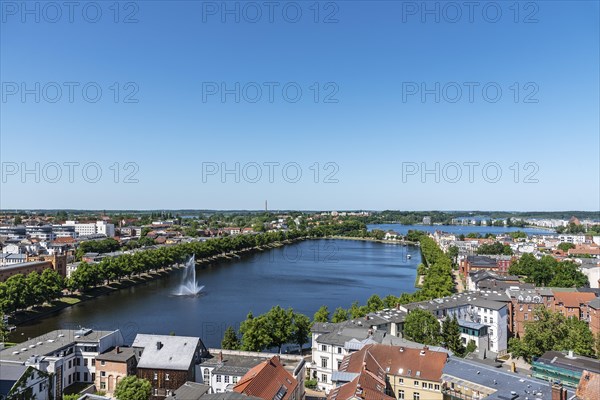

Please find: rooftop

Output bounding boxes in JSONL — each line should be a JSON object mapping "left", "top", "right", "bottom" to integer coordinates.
{"left": 133, "top": 334, "right": 201, "bottom": 371}
{"left": 442, "top": 357, "right": 574, "bottom": 400}
{"left": 0, "top": 329, "right": 119, "bottom": 363}
{"left": 96, "top": 346, "right": 137, "bottom": 363}
{"left": 534, "top": 351, "right": 600, "bottom": 374}
{"left": 165, "top": 382, "right": 210, "bottom": 400}
{"left": 200, "top": 353, "right": 267, "bottom": 376}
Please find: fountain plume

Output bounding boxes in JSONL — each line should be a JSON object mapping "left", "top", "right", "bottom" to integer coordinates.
{"left": 174, "top": 255, "right": 204, "bottom": 296}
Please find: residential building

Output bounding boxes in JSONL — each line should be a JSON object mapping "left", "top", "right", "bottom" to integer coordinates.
{"left": 199, "top": 352, "right": 267, "bottom": 393}
{"left": 0, "top": 260, "right": 54, "bottom": 281}
{"left": 132, "top": 334, "right": 207, "bottom": 399}
{"left": 0, "top": 364, "right": 52, "bottom": 400}
{"left": 233, "top": 356, "right": 299, "bottom": 400}
{"left": 558, "top": 235, "right": 586, "bottom": 245}
{"left": 310, "top": 315, "right": 446, "bottom": 393}
{"left": 63, "top": 221, "right": 115, "bottom": 237}
{"left": 551, "top": 291, "right": 597, "bottom": 321}
{"left": 532, "top": 351, "right": 600, "bottom": 388}
{"left": 330, "top": 344, "right": 447, "bottom": 400}
{"left": 588, "top": 298, "right": 600, "bottom": 336}
{"left": 0, "top": 328, "right": 125, "bottom": 400}
{"left": 95, "top": 346, "right": 138, "bottom": 397}
{"left": 401, "top": 291, "right": 510, "bottom": 357}
{"left": 467, "top": 271, "right": 523, "bottom": 292}
{"left": 460, "top": 255, "right": 512, "bottom": 278}
{"left": 575, "top": 370, "right": 600, "bottom": 400}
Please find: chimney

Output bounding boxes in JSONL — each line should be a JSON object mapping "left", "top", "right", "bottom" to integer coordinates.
{"left": 219, "top": 351, "right": 223, "bottom": 363}
{"left": 551, "top": 382, "right": 567, "bottom": 400}
{"left": 156, "top": 341, "right": 163, "bottom": 350}
{"left": 116, "top": 346, "right": 120, "bottom": 354}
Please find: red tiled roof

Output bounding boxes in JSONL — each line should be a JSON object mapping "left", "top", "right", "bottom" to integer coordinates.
{"left": 233, "top": 356, "right": 297, "bottom": 400}
{"left": 341, "top": 344, "right": 447, "bottom": 382}
{"left": 328, "top": 372, "right": 395, "bottom": 400}
{"left": 554, "top": 292, "right": 597, "bottom": 308}
{"left": 576, "top": 370, "right": 600, "bottom": 400}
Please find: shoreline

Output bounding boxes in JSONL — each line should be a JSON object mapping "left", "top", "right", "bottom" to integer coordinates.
{"left": 9, "top": 238, "right": 305, "bottom": 329}
{"left": 8, "top": 235, "right": 416, "bottom": 331}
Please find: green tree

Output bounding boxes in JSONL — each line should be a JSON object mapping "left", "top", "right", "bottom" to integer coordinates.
{"left": 383, "top": 295, "right": 399, "bottom": 309}
{"left": 366, "top": 294, "right": 384, "bottom": 312}
{"left": 465, "top": 339, "right": 477, "bottom": 355}
{"left": 114, "top": 376, "right": 152, "bottom": 400}
{"left": 292, "top": 313, "right": 311, "bottom": 354}
{"left": 349, "top": 301, "right": 368, "bottom": 319}
{"left": 557, "top": 242, "right": 575, "bottom": 252}
{"left": 403, "top": 309, "right": 441, "bottom": 346}
{"left": 442, "top": 315, "right": 464, "bottom": 356}
{"left": 332, "top": 307, "right": 349, "bottom": 323}
{"left": 221, "top": 326, "right": 240, "bottom": 350}
{"left": 239, "top": 312, "right": 272, "bottom": 352}
{"left": 263, "top": 306, "right": 294, "bottom": 353}
{"left": 509, "top": 308, "right": 595, "bottom": 361}
{"left": 313, "top": 305, "right": 330, "bottom": 323}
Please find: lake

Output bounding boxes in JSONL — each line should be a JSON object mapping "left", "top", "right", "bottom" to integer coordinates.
{"left": 11, "top": 239, "right": 419, "bottom": 347}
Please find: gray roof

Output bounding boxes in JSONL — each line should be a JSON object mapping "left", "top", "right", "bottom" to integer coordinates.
{"left": 200, "top": 393, "right": 262, "bottom": 400}
{"left": 587, "top": 297, "right": 600, "bottom": 309}
{"left": 133, "top": 334, "right": 200, "bottom": 371}
{"left": 0, "top": 329, "right": 118, "bottom": 363}
{"left": 534, "top": 351, "right": 600, "bottom": 374}
{"left": 403, "top": 292, "right": 509, "bottom": 313}
{"left": 0, "top": 363, "right": 28, "bottom": 396}
{"left": 199, "top": 353, "right": 266, "bottom": 376}
{"left": 96, "top": 347, "right": 137, "bottom": 363}
{"left": 165, "top": 381, "right": 210, "bottom": 400}
{"left": 443, "top": 357, "right": 574, "bottom": 400}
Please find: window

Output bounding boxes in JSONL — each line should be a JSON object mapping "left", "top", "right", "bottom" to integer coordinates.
{"left": 154, "top": 389, "right": 158, "bottom": 395}
{"left": 224, "top": 376, "right": 229, "bottom": 383}
{"left": 337, "top": 347, "right": 342, "bottom": 354}
{"left": 398, "top": 390, "right": 405, "bottom": 399}
{"left": 524, "top": 313, "right": 528, "bottom": 320}
{"left": 100, "top": 371, "right": 106, "bottom": 377}
{"left": 429, "top": 383, "right": 433, "bottom": 389}
{"left": 203, "top": 369, "right": 210, "bottom": 382}
{"left": 39, "top": 383, "right": 44, "bottom": 391}
{"left": 84, "top": 373, "right": 88, "bottom": 382}
{"left": 435, "top": 385, "right": 440, "bottom": 391}
{"left": 233, "top": 376, "right": 238, "bottom": 384}
{"left": 84, "top": 359, "right": 88, "bottom": 367}
{"left": 100, "top": 382, "right": 106, "bottom": 390}
{"left": 321, "top": 358, "right": 328, "bottom": 368}
{"left": 337, "top": 360, "right": 342, "bottom": 369}
{"left": 100, "top": 361, "right": 106, "bottom": 366}
{"left": 321, "top": 374, "right": 327, "bottom": 383}
{"left": 76, "top": 358, "right": 81, "bottom": 366}
{"left": 489, "top": 318, "right": 493, "bottom": 324}
{"left": 216, "top": 375, "right": 221, "bottom": 383}
{"left": 91, "top": 373, "right": 95, "bottom": 381}
{"left": 399, "top": 378, "right": 404, "bottom": 385}
{"left": 165, "top": 374, "right": 170, "bottom": 381}
{"left": 414, "top": 381, "right": 419, "bottom": 387}
{"left": 68, "top": 360, "right": 72, "bottom": 369}
{"left": 422, "top": 382, "right": 426, "bottom": 388}
{"left": 413, "top": 393, "right": 420, "bottom": 400}
{"left": 68, "top": 375, "right": 71, "bottom": 384}
{"left": 91, "top": 359, "right": 95, "bottom": 366}
{"left": 154, "top": 373, "right": 158, "bottom": 380}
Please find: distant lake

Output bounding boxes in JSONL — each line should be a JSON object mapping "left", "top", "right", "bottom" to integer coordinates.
{"left": 367, "top": 224, "right": 554, "bottom": 236}
{"left": 11, "top": 239, "right": 419, "bottom": 348}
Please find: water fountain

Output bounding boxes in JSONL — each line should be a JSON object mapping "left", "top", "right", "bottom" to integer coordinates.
{"left": 173, "top": 255, "right": 204, "bottom": 296}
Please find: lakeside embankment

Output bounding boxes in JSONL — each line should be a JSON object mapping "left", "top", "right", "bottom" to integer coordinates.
{"left": 9, "top": 239, "right": 303, "bottom": 327}
{"left": 9, "top": 235, "right": 421, "bottom": 328}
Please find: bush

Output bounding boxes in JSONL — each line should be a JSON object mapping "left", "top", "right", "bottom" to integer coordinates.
{"left": 305, "top": 379, "right": 318, "bottom": 389}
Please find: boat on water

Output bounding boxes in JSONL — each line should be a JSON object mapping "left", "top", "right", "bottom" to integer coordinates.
{"left": 407, "top": 254, "right": 412, "bottom": 259}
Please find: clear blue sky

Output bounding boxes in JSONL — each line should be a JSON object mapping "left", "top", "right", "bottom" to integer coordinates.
{"left": 1, "top": 1, "right": 598, "bottom": 211}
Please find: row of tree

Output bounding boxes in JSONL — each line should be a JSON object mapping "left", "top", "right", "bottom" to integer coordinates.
{"left": 508, "top": 308, "right": 598, "bottom": 360}
{"left": 75, "top": 238, "right": 121, "bottom": 260}
{"left": 2, "top": 230, "right": 303, "bottom": 314}
{"left": 221, "top": 306, "right": 311, "bottom": 353}
{"left": 508, "top": 253, "right": 589, "bottom": 287}
{"left": 0, "top": 269, "right": 64, "bottom": 314}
